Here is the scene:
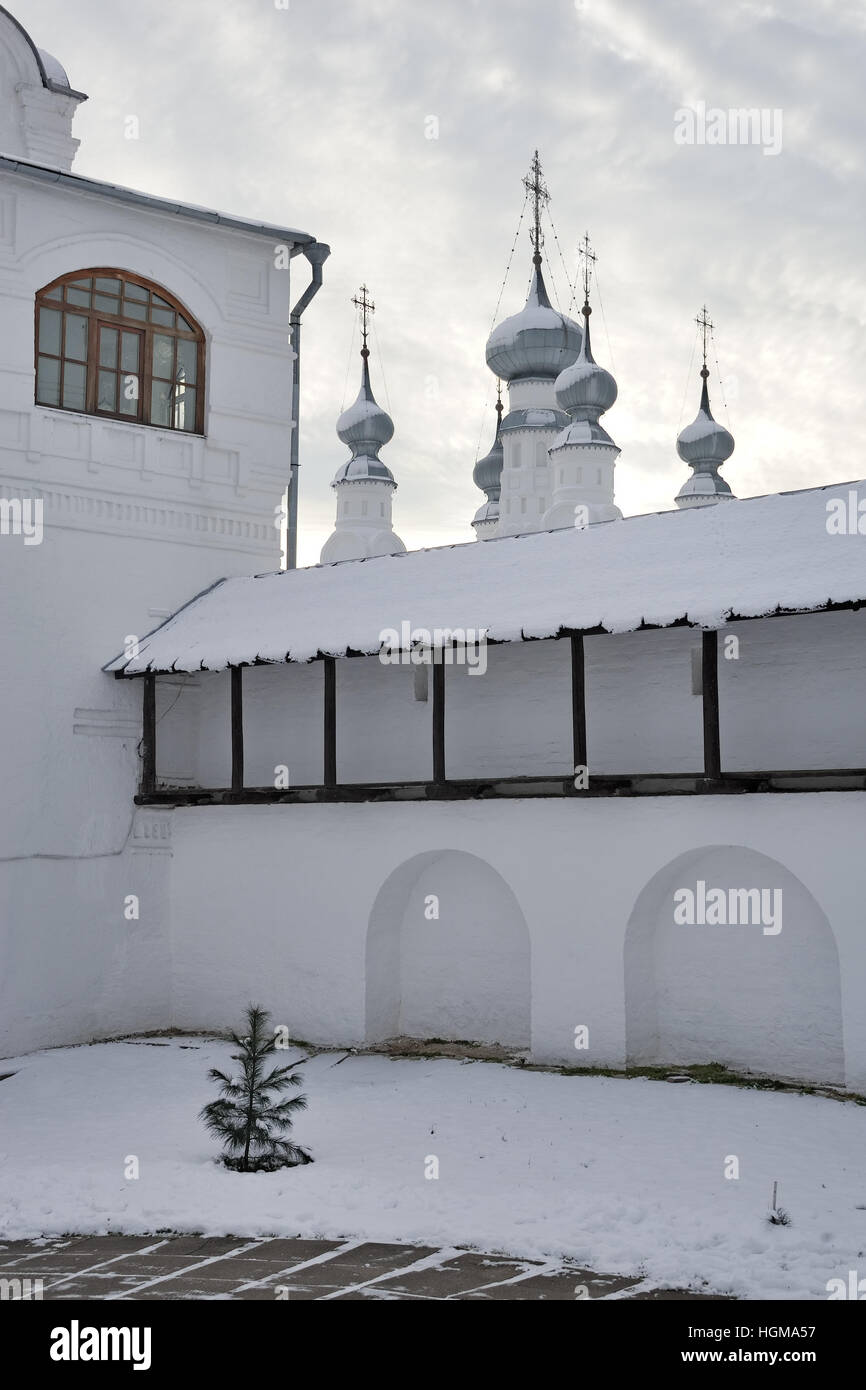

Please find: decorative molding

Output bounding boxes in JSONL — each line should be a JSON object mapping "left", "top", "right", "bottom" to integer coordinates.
{"left": 0, "top": 475, "right": 281, "bottom": 553}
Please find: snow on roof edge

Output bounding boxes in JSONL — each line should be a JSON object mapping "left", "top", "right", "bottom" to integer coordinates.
{"left": 106, "top": 478, "right": 866, "bottom": 676}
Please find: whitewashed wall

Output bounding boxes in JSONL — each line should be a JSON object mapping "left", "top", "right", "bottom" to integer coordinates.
{"left": 0, "top": 162, "right": 304, "bottom": 1054}
{"left": 166, "top": 793, "right": 866, "bottom": 1089}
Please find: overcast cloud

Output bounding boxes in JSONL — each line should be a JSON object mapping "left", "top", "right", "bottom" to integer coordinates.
{"left": 14, "top": 0, "right": 866, "bottom": 564}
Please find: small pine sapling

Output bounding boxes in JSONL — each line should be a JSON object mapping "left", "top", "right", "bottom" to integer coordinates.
{"left": 200, "top": 1004, "right": 312, "bottom": 1171}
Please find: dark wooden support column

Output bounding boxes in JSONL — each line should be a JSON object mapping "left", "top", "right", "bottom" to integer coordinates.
{"left": 701, "top": 629, "right": 721, "bottom": 781}
{"left": 323, "top": 657, "right": 337, "bottom": 789}
{"left": 141, "top": 673, "right": 156, "bottom": 796}
{"left": 231, "top": 666, "right": 244, "bottom": 791}
{"left": 432, "top": 653, "right": 446, "bottom": 784}
{"left": 570, "top": 632, "right": 587, "bottom": 776}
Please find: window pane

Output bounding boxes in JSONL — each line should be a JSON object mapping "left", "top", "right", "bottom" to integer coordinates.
{"left": 120, "top": 332, "right": 140, "bottom": 373}
{"left": 36, "top": 356, "right": 61, "bottom": 406}
{"left": 150, "top": 380, "right": 172, "bottom": 427}
{"left": 94, "top": 293, "right": 120, "bottom": 313}
{"left": 152, "top": 334, "right": 174, "bottom": 380}
{"left": 97, "top": 370, "right": 117, "bottom": 412}
{"left": 119, "top": 374, "right": 139, "bottom": 416}
{"left": 176, "top": 338, "right": 197, "bottom": 385}
{"left": 38, "top": 307, "right": 62, "bottom": 355}
{"left": 66, "top": 287, "right": 91, "bottom": 308}
{"left": 151, "top": 293, "right": 171, "bottom": 308}
{"left": 99, "top": 328, "right": 118, "bottom": 368}
{"left": 94, "top": 277, "right": 122, "bottom": 295}
{"left": 43, "top": 284, "right": 63, "bottom": 302}
{"left": 122, "top": 298, "right": 147, "bottom": 321}
{"left": 124, "top": 281, "right": 148, "bottom": 303}
{"left": 65, "top": 314, "right": 88, "bottom": 362}
{"left": 151, "top": 307, "right": 175, "bottom": 328}
{"left": 69, "top": 278, "right": 92, "bottom": 289}
{"left": 177, "top": 315, "right": 193, "bottom": 333}
{"left": 174, "top": 385, "right": 197, "bottom": 431}
{"left": 63, "top": 361, "right": 86, "bottom": 410}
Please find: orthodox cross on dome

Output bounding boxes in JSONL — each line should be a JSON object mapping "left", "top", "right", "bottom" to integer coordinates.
{"left": 695, "top": 304, "right": 713, "bottom": 380}
{"left": 351, "top": 283, "right": 375, "bottom": 359}
{"left": 578, "top": 231, "right": 597, "bottom": 314}
{"left": 495, "top": 379, "right": 503, "bottom": 427}
{"left": 522, "top": 150, "right": 550, "bottom": 268}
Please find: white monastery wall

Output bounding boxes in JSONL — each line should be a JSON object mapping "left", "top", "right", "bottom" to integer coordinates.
{"left": 0, "top": 170, "right": 299, "bottom": 1055}
{"left": 166, "top": 793, "right": 866, "bottom": 1089}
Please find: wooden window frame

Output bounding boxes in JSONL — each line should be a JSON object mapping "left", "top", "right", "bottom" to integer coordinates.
{"left": 34, "top": 268, "right": 206, "bottom": 435}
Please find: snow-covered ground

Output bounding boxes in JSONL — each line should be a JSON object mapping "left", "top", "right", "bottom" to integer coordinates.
{"left": 1, "top": 1037, "right": 864, "bottom": 1300}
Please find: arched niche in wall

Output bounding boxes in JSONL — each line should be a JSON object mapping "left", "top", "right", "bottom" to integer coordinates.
{"left": 624, "top": 844, "right": 844, "bottom": 1085}
{"left": 365, "top": 849, "right": 531, "bottom": 1049}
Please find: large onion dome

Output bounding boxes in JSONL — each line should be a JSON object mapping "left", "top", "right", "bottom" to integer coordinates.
{"left": 485, "top": 261, "right": 582, "bottom": 382}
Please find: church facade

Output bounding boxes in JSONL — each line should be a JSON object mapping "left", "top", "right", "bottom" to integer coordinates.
{"left": 2, "top": 9, "right": 865, "bottom": 1096}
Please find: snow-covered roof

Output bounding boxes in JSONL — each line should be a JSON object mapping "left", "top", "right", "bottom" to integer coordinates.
{"left": 107, "top": 480, "right": 866, "bottom": 675}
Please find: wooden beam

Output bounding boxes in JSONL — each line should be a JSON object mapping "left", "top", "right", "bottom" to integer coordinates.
{"left": 570, "top": 632, "right": 587, "bottom": 777}
{"left": 432, "top": 654, "right": 446, "bottom": 784}
{"left": 323, "top": 656, "right": 337, "bottom": 788}
{"left": 231, "top": 666, "right": 244, "bottom": 791}
{"left": 141, "top": 673, "right": 156, "bottom": 795}
{"left": 701, "top": 629, "right": 721, "bottom": 781}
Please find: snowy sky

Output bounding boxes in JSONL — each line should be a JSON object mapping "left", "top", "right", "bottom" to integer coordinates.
{"left": 13, "top": 0, "right": 866, "bottom": 566}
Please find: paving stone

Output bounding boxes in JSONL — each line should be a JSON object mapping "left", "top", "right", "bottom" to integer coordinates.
{"left": 463, "top": 1270, "right": 640, "bottom": 1300}
{"left": 140, "top": 1236, "right": 252, "bottom": 1257}
{"left": 248, "top": 1238, "right": 343, "bottom": 1261}
{"left": 56, "top": 1236, "right": 159, "bottom": 1255}
{"left": 374, "top": 1253, "right": 533, "bottom": 1297}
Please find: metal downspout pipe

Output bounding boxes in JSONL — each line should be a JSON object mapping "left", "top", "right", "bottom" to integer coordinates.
{"left": 287, "top": 240, "right": 330, "bottom": 568}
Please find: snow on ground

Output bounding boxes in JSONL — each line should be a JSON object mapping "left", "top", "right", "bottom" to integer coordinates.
{"left": 1, "top": 1037, "right": 864, "bottom": 1300}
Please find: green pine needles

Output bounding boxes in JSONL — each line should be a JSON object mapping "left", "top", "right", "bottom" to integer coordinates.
{"left": 200, "top": 1005, "right": 312, "bottom": 1171}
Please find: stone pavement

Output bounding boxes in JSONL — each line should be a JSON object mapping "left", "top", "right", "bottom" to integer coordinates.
{"left": 0, "top": 1235, "right": 727, "bottom": 1300}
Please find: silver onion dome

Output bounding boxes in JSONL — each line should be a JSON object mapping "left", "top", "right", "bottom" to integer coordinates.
{"left": 677, "top": 369, "right": 735, "bottom": 464}
{"left": 675, "top": 368, "right": 735, "bottom": 507}
{"left": 473, "top": 418, "right": 504, "bottom": 499}
{"left": 332, "top": 352, "right": 396, "bottom": 487}
{"left": 485, "top": 262, "right": 582, "bottom": 382}
{"left": 554, "top": 304, "right": 617, "bottom": 420}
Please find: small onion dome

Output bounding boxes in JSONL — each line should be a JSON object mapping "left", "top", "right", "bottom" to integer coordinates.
{"left": 485, "top": 262, "right": 582, "bottom": 382}
{"left": 675, "top": 368, "right": 735, "bottom": 508}
{"left": 472, "top": 425, "right": 503, "bottom": 500}
{"left": 336, "top": 355, "right": 394, "bottom": 455}
{"left": 676, "top": 370, "right": 734, "bottom": 466}
{"left": 333, "top": 351, "right": 396, "bottom": 487}
{"left": 554, "top": 306, "right": 617, "bottom": 420}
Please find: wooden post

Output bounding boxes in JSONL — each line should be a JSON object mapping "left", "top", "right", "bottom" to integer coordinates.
{"left": 702, "top": 629, "right": 721, "bottom": 781}
{"left": 570, "top": 632, "right": 587, "bottom": 778}
{"left": 231, "top": 666, "right": 244, "bottom": 791}
{"left": 141, "top": 673, "right": 156, "bottom": 795}
{"left": 432, "top": 653, "right": 446, "bottom": 784}
{"left": 323, "top": 657, "right": 337, "bottom": 788}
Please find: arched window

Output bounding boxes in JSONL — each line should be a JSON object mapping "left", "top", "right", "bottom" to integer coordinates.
{"left": 35, "top": 270, "right": 205, "bottom": 434}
